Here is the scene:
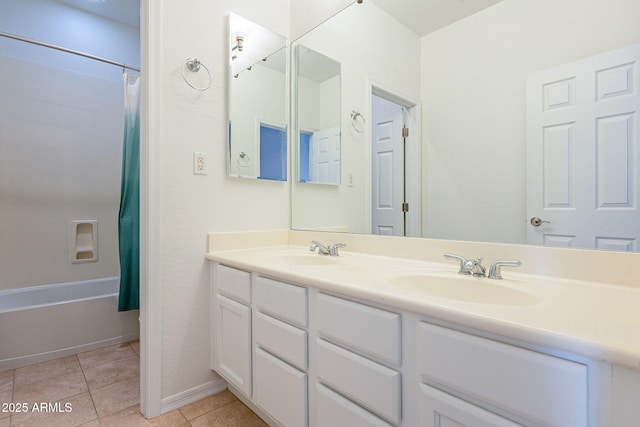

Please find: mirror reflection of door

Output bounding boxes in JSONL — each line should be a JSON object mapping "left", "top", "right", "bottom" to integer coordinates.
{"left": 372, "top": 95, "right": 406, "bottom": 236}
{"left": 526, "top": 44, "right": 640, "bottom": 251}
{"left": 295, "top": 45, "right": 341, "bottom": 185}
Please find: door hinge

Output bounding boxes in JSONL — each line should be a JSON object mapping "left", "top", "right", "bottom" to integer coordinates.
{"left": 402, "top": 127, "right": 409, "bottom": 138}
{"left": 402, "top": 202, "right": 409, "bottom": 213}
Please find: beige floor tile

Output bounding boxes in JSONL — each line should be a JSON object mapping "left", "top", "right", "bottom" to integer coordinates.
{"left": 100, "top": 405, "right": 190, "bottom": 427}
{"left": 0, "top": 370, "right": 13, "bottom": 392}
{"left": 10, "top": 391, "right": 97, "bottom": 427}
{"left": 0, "top": 391, "right": 12, "bottom": 421}
{"left": 13, "top": 356, "right": 87, "bottom": 404}
{"left": 0, "top": 417, "right": 9, "bottom": 427}
{"left": 90, "top": 377, "right": 139, "bottom": 418}
{"left": 190, "top": 400, "right": 268, "bottom": 427}
{"left": 78, "top": 420, "right": 101, "bottom": 427}
{"left": 82, "top": 355, "right": 139, "bottom": 390}
{"left": 178, "top": 389, "right": 237, "bottom": 421}
{"left": 129, "top": 340, "right": 141, "bottom": 356}
{"left": 78, "top": 343, "right": 137, "bottom": 370}
{"left": 0, "top": 371, "right": 13, "bottom": 421}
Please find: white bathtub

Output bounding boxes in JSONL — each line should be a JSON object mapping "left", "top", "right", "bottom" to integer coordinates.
{"left": 0, "top": 277, "right": 139, "bottom": 371}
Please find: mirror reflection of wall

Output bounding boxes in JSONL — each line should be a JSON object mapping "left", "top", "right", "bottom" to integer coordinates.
{"left": 228, "top": 12, "right": 287, "bottom": 181}
{"left": 295, "top": 45, "right": 341, "bottom": 185}
{"left": 291, "top": 2, "right": 420, "bottom": 234}
{"left": 291, "top": 0, "right": 640, "bottom": 252}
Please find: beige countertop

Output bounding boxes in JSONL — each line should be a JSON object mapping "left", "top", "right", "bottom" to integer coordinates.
{"left": 207, "top": 244, "right": 640, "bottom": 370}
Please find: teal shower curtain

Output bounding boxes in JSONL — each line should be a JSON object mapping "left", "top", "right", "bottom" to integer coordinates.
{"left": 118, "top": 72, "right": 141, "bottom": 311}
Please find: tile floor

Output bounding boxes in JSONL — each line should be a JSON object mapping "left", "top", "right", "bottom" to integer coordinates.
{"left": 0, "top": 341, "right": 266, "bottom": 426}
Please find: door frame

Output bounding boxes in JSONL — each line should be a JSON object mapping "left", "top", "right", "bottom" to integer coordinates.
{"left": 367, "top": 79, "right": 422, "bottom": 237}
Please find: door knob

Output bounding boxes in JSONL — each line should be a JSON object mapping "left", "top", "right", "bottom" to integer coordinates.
{"left": 530, "top": 217, "right": 550, "bottom": 227}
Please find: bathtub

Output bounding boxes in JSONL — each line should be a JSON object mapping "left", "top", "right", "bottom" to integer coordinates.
{"left": 0, "top": 277, "right": 139, "bottom": 371}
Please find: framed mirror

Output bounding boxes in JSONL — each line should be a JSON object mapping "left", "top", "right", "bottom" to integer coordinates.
{"left": 228, "top": 12, "right": 287, "bottom": 181}
{"left": 291, "top": 0, "right": 640, "bottom": 251}
{"left": 294, "top": 45, "right": 341, "bottom": 185}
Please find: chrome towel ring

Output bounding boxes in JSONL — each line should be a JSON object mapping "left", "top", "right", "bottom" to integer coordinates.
{"left": 181, "top": 57, "right": 211, "bottom": 91}
{"left": 350, "top": 110, "right": 365, "bottom": 133}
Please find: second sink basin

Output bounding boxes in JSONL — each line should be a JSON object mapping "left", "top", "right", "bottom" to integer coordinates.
{"left": 383, "top": 271, "right": 538, "bottom": 306}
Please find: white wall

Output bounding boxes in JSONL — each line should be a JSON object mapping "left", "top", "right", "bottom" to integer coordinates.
{"left": 151, "top": 0, "right": 290, "bottom": 402}
{"left": 291, "top": 1, "right": 420, "bottom": 233}
{"left": 0, "top": 0, "right": 139, "bottom": 290}
{"left": 421, "top": 0, "right": 640, "bottom": 244}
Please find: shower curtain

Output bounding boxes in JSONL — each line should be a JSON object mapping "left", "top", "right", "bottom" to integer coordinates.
{"left": 118, "top": 72, "right": 141, "bottom": 311}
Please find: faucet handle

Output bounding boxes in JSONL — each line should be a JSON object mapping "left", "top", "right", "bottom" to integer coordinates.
{"left": 444, "top": 253, "right": 471, "bottom": 275}
{"left": 330, "top": 243, "right": 346, "bottom": 256}
{"left": 488, "top": 260, "right": 521, "bottom": 279}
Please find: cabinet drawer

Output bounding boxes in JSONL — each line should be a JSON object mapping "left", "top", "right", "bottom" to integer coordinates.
{"left": 418, "top": 322, "right": 587, "bottom": 427}
{"left": 317, "top": 339, "right": 401, "bottom": 425}
{"left": 317, "top": 293, "right": 401, "bottom": 365}
{"left": 216, "top": 264, "right": 251, "bottom": 304}
{"left": 254, "top": 348, "right": 307, "bottom": 427}
{"left": 316, "top": 383, "right": 393, "bottom": 427}
{"left": 255, "top": 311, "right": 307, "bottom": 371}
{"left": 255, "top": 276, "right": 307, "bottom": 327}
{"left": 420, "top": 384, "right": 521, "bottom": 427}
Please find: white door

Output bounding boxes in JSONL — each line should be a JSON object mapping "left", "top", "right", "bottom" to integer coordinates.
{"left": 372, "top": 95, "right": 405, "bottom": 236}
{"left": 526, "top": 44, "right": 640, "bottom": 251}
{"left": 310, "top": 126, "right": 340, "bottom": 185}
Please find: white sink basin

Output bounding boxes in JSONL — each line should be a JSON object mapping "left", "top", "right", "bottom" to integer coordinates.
{"left": 264, "top": 253, "right": 340, "bottom": 266}
{"left": 383, "top": 272, "right": 538, "bottom": 306}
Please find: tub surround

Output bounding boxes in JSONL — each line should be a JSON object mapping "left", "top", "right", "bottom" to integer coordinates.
{"left": 207, "top": 230, "right": 640, "bottom": 370}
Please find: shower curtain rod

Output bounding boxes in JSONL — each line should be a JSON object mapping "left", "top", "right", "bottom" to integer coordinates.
{"left": 0, "top": 30, "right": 140, "bottom": 72}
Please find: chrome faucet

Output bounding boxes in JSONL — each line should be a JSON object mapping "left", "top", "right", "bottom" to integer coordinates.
{"left": 330, "top": 243, "right": 346, "bottom": 256}
{"left": 310, "top": 240, "right": 346, "bottom": 256}
{"left": 310, "top": 240, "right": 331, "bottom": 255}
{"left": 465, "top": 257, "right": 486, "bottom": 277}
{"left": 444, "top": 254, "right": 486, "bottom": 277}
{"left": 444, "top": 253, "right": 484, "bottom": 276}
{"left": 488, "top": 260, "right": 521, "bottom": 279}
{"left": 445, "top": 253, "right": 521, "bottom": 279}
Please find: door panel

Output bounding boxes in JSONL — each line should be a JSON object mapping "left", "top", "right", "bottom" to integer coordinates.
{"left": 372, "top": 95, "right": 405, "bottom": 236}
{"left": 527, "top": 44, "right": 640, "bottom": 250}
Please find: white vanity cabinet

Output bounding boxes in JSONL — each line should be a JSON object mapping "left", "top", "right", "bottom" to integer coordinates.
{"left": 211, "top": 264, "right": 252, "bottom": 397}
{"left": 253, "top": 276, "right": 308, "bottom": 427}
{"left": 314, "top": 293, "right": 402, "bottom": 426}
{"left": 417, "top": 322, "right": 588, "bottom": 427}
{"left": 210, "top": 260, "right": 633, "bottom": 427}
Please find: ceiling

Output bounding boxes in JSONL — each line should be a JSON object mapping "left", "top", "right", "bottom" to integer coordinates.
{"left": 370, "top": 0, "right": 503, "bottom": 36}
{"left": 51, "top": 0, "right": 502, "bottom": 37}
{"left": 55, "top": 0, "right": 140, "bottom": 27}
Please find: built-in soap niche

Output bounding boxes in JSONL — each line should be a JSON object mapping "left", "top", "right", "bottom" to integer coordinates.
{"left": 70, "top": 220, "right": 98, "bottom": 263}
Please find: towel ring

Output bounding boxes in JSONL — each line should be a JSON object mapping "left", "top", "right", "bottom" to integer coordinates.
{"left": 181, "top": 57, "right": 211, "bottom": 91}
{"left": 237, "top": 151, "right": 251, "bottom": 167}
{"left": 350, "top": 110, "right": 365, "bottom": 133}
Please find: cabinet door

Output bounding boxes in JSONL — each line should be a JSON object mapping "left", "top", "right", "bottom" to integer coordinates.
{"left": 421, "top": 384, "right": 522, "bottom": 427}
{"left": 214, "top": 294, "right": 252, "bottom": 397}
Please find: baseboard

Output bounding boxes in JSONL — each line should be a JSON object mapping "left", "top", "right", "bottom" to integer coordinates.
{"left": 160, "top": 378, "right": 228, "bottom": 414}
{"left": 0, "top": 332, "right": 140, "bottom": 371}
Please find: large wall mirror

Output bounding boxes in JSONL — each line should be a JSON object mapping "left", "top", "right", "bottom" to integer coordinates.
{"left": 228, "top": 12, "right": 287, "bottom": 181}
{"left": 291, "top": 0, "right": 640, "bottom": 251}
